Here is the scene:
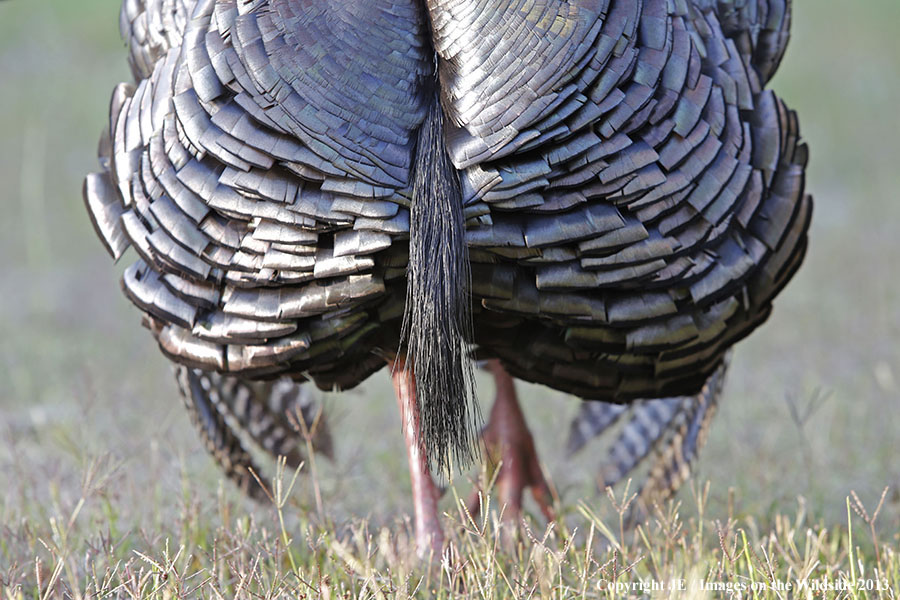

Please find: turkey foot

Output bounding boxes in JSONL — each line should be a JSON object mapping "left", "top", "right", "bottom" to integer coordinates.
{"left": 468, "top": 360, "right": 555, "bottom": 524}
{"left": 390, "top": 358, "right": 445, "bottom": 558}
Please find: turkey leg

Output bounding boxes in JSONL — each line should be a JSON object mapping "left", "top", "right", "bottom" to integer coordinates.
{"left": 468, "top": 359, "right": 554, "bottom": 522}
{"left": 390, "top": 358, "right": 445, "bottom": 558}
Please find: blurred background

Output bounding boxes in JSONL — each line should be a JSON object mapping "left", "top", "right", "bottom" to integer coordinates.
{"left": 1, "top": 0, "right": 898, "bottom": 532}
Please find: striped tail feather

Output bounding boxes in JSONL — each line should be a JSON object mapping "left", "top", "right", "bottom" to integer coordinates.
{"left": 566, "top": 356, "right": 730, "bottom": 516}
{"left": 565, "top": 402, "right": 628, "bottom": 457}
{"left": 595, "top": 397, "right": 685, "bottom": 491}
{"left": 175, "top": 366, "right": 264, "bottom": 498}
{"left": 174, "top": 367, "right": 333, "bottom": 498}
{"left": 633, "top": 359, "right": 728, "bottom": 516}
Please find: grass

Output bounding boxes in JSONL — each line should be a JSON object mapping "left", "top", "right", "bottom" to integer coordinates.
{"left": 1, "top": 462, "right": 898, "bottom": 598}
{"left": 1, "top": 0, "right": 899, "bottom": 596}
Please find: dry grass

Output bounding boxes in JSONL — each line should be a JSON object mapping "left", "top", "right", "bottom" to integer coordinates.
{"left": 1, "top": 458, "right": 898, "bottom": 598}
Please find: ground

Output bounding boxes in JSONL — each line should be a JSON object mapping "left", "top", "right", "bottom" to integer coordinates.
{"left": 0, "top": 0, "right": 898, "bottom": 597}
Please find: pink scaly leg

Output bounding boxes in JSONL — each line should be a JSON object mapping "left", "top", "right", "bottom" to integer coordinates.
{"left": 390, "top": 358, "right": 444, "bottom": 558}
{"left": 468, "top": 359, "right": 554, "bottom": 522}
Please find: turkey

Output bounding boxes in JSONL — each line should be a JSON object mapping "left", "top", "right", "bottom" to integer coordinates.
{"left": 84, "top": 0, "right": 811, "bottom": 556}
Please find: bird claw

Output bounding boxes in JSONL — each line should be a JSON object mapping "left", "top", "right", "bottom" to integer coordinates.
{"left": 466, "top": 360, "right": 555, "bottom": 524}
{"left": 467, "top": 437, "right": 555, "bottom": 524}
